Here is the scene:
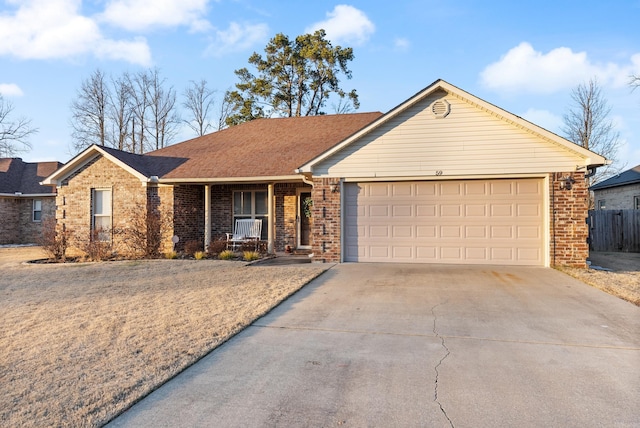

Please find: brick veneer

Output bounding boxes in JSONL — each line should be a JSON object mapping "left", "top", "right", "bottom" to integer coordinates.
{"left": 0, "top": 197, "right": 19, "bottom": 244}
{"left": 311, "top": 174, "right": 591, "bottom": 267}
{"left": 549, "top": 171, "right": 589, "bottom": 268}
{"left": 0, "top": 196, "right": 56, "bottom": 244}
{"left": 311, "top": 178, "right": 341, "bottom": 263}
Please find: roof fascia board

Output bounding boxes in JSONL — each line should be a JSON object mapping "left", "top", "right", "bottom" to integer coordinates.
{"left": 159, "top": 175, "right": 304, "bottom": 184}
{"left": 0, "top": 193, "right": 56, "bottom": 197}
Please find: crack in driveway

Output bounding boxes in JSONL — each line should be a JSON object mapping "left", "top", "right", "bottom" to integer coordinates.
{"left": 432, "top": 302, "right": 454, "bottom": 428}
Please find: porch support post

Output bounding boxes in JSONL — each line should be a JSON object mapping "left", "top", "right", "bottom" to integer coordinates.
{"left": 268, "top": 183, "right": 274, "bottom": 254}
{"left": 204, "top": 184, "right": 211, "bottom": 250}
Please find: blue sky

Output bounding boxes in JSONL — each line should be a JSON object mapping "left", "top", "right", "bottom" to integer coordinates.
{"left": 1, "top": 0, "right": 639, "bottom": 170}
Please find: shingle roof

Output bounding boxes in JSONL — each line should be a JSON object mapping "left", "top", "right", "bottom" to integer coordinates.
{"left": 0, "top": 158, "right": 62, "bottom": 195}
{"left": 147, "top": 112, "right": 383, "bottom": 179}
{"left": 590, "top": 165, "right": 640, "bottom": 190}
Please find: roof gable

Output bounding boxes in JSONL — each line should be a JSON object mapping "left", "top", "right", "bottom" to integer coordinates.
{"left": 42, "top": 145, "right": 188, "bottom": 186}
{"left": 298, "top": 79, "right": 608, "bottom": 176}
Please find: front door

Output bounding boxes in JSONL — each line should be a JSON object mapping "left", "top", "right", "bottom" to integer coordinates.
{"left": 298, "top": 191, "right": 312, "bottom": 249}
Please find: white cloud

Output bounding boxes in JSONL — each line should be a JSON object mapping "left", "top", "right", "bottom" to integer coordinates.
{"left": 0, "top": 83, "right": 24, "bottom": 97}
{"left": 100, "top": 0, "right": 211, "bottom": 32}
{"left": 0, "top": 0, "right": 152, "bottom": 65}
{"left": 481, "top": 42, "right": 640, "bottom": 94}
{"left": 305, "top": 5, "right": 375, "bottom": 46}
{"left": 205, "top": 22, "right": 269, "bottom": 57}
{"left": 394, "top": 37, "right": 410, "bottom": 52}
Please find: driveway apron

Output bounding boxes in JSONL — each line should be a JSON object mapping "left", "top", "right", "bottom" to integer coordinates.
{"left": 108, "top": 264, "right": 640, "bottom": 427}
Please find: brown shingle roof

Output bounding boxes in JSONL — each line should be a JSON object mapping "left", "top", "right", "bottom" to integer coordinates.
{"left": 0, "top": 158, "right": 62, "bottom": 194}
{"left": 148, "top": 112, "right": 383, "bottom": 179}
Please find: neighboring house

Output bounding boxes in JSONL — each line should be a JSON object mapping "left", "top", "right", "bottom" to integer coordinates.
{"left": 42, "top": 79, "right": 607, "bottom": 267}
{"left": 591, "top": 165, "right": 640, "bottom": 210}
{"left": 0, "top": 158, "right": 63, "bottom": 245}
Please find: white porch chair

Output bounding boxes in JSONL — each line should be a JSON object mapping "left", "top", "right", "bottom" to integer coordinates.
{"left": 226, "top": 219, "right": 262, "bottom": 250}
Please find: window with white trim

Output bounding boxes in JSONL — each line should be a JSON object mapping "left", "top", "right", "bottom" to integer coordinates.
{"left": 92, "top": 189, "right": 112, "bottom": 241}
{"left": 32, "top": 199, "right": 42, "bottom": 222}
{"left": 598, "top": 199, "right": 606, "bottom": 210}
{"left": 233, "top": 190, "right": 268, "bottom": 239}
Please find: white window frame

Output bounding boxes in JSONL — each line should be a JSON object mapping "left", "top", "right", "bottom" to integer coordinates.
{"left": 233, "top": 190, "right": 268, "bottom": 240}
{"left": 32, "top": 199, "right": 42, "bottom": 222}
{"left": 598, "top": 199, "right": 606, "bottom": 210}
{"left": 92, "top": 188, "right": 112, "bottom": 241}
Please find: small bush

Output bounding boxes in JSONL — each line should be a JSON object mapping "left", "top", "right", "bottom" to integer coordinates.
{"left": 218, "top": 250, "right": 236, "bottom": 260}
{"left": 194, "top": 251, "right": 206, "bottom": 260}
{"left": 207, "top": 238, "right": 227, "bottom": 257}
{"left": 184, "top": 240, "right": 202, "bottom": 256}
{"left": 82, "top": 230, "right": 113, "bottom": 262}
{"left": 39, "top": 218, "right": 71, "bottom": 261}
{"left": 243, "top": 251, "right": 261, "bottom": 261}
{"left": 164, "top": 250, "right": 178, "bottom": 259}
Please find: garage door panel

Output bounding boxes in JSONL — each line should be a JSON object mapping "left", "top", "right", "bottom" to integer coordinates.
{"left": 344, "top": 179, "right": 544, "bottom": 265}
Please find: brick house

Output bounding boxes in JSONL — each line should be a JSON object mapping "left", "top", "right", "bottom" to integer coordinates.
{"left": 591, "top": 165, "right": 640, "bottom": 210}
{"left": 0, "top": 158, "right": 63, "bottom": 244}
{"left": 43, "top": 79, "right": 606, "bottom": 267}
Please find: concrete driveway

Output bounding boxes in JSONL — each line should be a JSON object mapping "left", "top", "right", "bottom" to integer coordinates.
{"left": 108, "top": 264, "right": 639, "bottom": 427}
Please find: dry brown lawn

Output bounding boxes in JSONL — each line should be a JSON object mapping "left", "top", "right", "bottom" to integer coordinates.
{"left": 0, "top": 247, "right": 327, "bottom": 427}
{"left": 558, "top": 251, "right": 640, "bottom": 306}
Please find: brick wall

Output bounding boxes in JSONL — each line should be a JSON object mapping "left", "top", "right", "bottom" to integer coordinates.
{"left": 0, "top": 197, "right": 20, "bottom": 244}
{"left": 210, "top": 182, "right": 310, "bottom": 251}
{"left": 593, "top": 183, "right": 640, "bottom": 210}
{"left": 310, "top": 178, "right": 341, "bottom": 263}
{"left": 550, "top": 171, "right": 590, "bottom": 268}
{"left": 173, "top": 185, "right": 204, "bottom": 252}
{"left": 0, "top": 196, "right": 56, "bottom": 245}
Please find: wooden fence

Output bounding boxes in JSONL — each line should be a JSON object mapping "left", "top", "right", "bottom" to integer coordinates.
{"left": 587, "top": 210, "right": 640, "bottom": 252}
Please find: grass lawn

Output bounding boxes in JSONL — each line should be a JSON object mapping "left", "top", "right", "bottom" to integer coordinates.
{"left": 0, "top": 252, "right": 327, "bottom": 427}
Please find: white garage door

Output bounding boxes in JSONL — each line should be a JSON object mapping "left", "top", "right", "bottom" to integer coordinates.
{"left": 344, "top": 179, "right": 544, "bottom": 265}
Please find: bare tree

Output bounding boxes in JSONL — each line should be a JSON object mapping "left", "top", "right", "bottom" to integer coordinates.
{"left": 183, "top": 79, "right": 216, "bottom": 136}
{"left": 127, "top": 71, "right": 152, "bottom": 154}
{"left": 217, "top": 90, "right": 235, "bottom": 131}
{"left": 107, "top": 74, "right": 134, "bottom": 151}
{"left": 562, "top": 78, "right": 623, "bottom": 185}
{"left": 0, "top": 94, "right": 38, "bottom": 157}
{"left": 146, "top": 69, "right": 180, "bottom": 150}
{"left": 70, "top": 69, "right": 109, "bottom": 152}
{"left": 630, "top": 75, "right": 640, "bottom": 90}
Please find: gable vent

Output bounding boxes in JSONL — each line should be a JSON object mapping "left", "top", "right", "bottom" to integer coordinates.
{"left": 431, "top": 99, "right": 451, "bottom": 118}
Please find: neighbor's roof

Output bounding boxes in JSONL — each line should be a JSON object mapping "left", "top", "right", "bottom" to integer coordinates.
{"left": 0, "top": 158, "right": 63, "bottom": 195}
{"left": 148, "top": 112, "right": 383, "bottom": 180}
{"left": 590, "top": 164, "right": 640, "bottom": 190}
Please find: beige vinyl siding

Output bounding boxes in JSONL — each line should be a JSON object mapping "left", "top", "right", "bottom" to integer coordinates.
{"left": 313, "top": 91, "right": 585, "bottom": 177}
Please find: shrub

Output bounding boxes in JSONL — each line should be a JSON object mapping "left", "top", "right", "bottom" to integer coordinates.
{"left": 243, "top": 251, "right": 261, "bottom": 261}
{"left": 81, "top": 230, "right": 113, "bottom": 262}
{"left": 38, "top": 218, "right": 71, "bottom": 262}
{"left": 184, "top": 240, "right": 202, "bottom": 256}
{"left": 218, "top": 250, "right": 236, "bottom": 260}
{"left": 194, "top": 251, "right": 206, "bottom": 260}
{"left": 207, "top": 238, "right": 228, "bottom": 257}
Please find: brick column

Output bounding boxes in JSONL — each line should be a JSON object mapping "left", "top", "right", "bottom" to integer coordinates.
{"left": 550, "top": 171, "right": 589, "bottom": 268}
{"left": 311, "top": 178, "right": 341, "bottom": 263}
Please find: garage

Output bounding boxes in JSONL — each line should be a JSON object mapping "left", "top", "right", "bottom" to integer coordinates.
{"left": 344, "top": 178, "right": 545, "bottom": 265}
